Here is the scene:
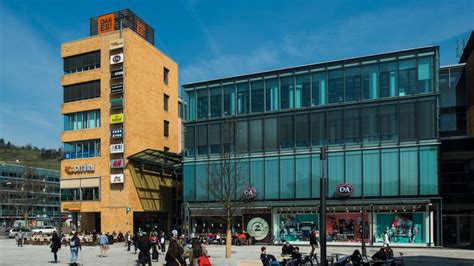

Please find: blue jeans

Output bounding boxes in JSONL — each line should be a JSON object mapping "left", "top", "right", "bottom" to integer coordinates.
{"left": 70, "top": 247, "right": 79, "bottom": 263}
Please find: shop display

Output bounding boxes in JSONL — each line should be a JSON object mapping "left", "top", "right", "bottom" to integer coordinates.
{"left": 325, "top": 213, "right": 369, "bottom": 242}
{"left": 277, "top": 213, "right": 318, "bottom": 242}
{"left": 374, "top": 213, "right": 425, "bottom": 243}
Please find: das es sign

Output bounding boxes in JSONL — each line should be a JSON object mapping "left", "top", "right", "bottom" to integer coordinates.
{"left": 110, "top": 143, "right": 124, "bottom": 154}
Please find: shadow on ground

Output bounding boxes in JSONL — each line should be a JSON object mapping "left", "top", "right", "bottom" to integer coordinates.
{"left": 404, "top": 256, "right": 474, "bottom": 266}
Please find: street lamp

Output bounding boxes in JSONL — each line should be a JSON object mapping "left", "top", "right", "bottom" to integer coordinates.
{"left": 319, "top": 146, "right": 328, "bottom": 266}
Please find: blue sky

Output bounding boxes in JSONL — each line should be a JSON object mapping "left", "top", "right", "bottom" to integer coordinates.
{"left": 0, "top": 0, "right": 472, "bottom": 148}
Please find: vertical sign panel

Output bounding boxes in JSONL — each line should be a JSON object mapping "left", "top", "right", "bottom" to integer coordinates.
{"left": 97, "top": 13, "right": 115, "bottom": 34}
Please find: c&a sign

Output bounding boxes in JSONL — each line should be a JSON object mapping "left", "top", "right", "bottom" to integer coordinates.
{"left": 336, "top": 183, "right": 354, "bottom": 197}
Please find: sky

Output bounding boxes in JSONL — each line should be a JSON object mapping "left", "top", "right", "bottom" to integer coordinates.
{"left": 0, "top": 0, "right": 473, "bottom": 149}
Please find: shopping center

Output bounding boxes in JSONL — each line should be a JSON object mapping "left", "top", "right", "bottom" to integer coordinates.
{"left": 182, "top": 46, "right": 440, "bottom": 246}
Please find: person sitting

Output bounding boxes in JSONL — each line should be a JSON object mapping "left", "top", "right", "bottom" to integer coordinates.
{"left": 350, "top": 249, "right": 363, "bottom": 265}
{"left": 291, "top": 247, "right": 302, "bottom": 262}
{"left": 371, "top": 248, "right": 387, "bottom": 265}
{"left": 281, "top": 241, "right": 294, "bottom": 255}
{"left": 260, "top": 247, "right": 278, "bottom": 266}
{"left": 384, "top": 244, "right": 394, "bottom": 259}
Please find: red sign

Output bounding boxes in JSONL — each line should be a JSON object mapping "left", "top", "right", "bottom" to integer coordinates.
{"left": 97, "top": 13, "right": 115, "bottom": 34}
{"left": 241, "top": 186, "right": 256, "bottom": 200}
{"left": 336, "top": 183, "right": 354, "bottom": 197}
{"left": 110, "top": 159, "right": 124, "bottom": 169}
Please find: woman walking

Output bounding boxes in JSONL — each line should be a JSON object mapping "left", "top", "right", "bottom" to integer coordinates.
{"left": 98, "top": 232, "right": 109, "bottom": 257}
{"left": 69, "top": 232, "right": 81, "bottom": 265}
{"left": 165, "top": 239, "right": 185, "bottom": 266}
{"left": 50, "top": 231, "right": 61, "bottom": 263}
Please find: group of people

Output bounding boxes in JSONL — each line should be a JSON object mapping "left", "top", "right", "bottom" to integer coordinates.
{"left": 260, "top": 242, "right": 307, "bottom": 266}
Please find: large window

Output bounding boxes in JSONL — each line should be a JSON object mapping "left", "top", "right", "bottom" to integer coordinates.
{"left": 361, "top": 106, "right": 379, "bottom": 143}
{"left": 280, "top": 115, "right": 294, "bottom": 149}
{"left": 312, "top": 72, "right": 327, "bottom": 106}
{"left": 223, "top": 83, "right": 235, "bottom": 116}
{"left": 237, "top": 81, "right": 249, "bottom": 114}
{"left": 64, "top": 110, "right": 100, "bottom": 131}
{"left": 249, "top": 119, "right": 263, "bottom": 152}
{"left": 197, "top": 88, "right": 208, "bottom": 119}
{"left": 400, "top": 147, "right": 418, "bottom": 195}
{"left": 344, "top": 108, "right": 360, "bottom": 144}
{"left": 311, "top": 112, "right": 326, "bottom": 146}
{"left": 185, "top": 126, "right": 195, "bottom": 157}
{"left": 196, "top": 125, "right": 208, "bottom": 155}
{"left": 381, "top": 148, "right": 399, "bottom": 196}
{"left": 295, "top": 73, "right": 310, "bottom": 108}
{"left": 417, "top": 57, "right": 432, "bottom": 93}
{"left": 186, "top": 90, "right": 196, "bottom": 121}
{"left": 362, "top": 64, "right": 379, "bottom": 100}
{"left": 209, "top": 86, "right": 222, "bottom": 118}
{"left": 280, "top": 75, "right": 294, "bottom": 109}
{"left": 295, "top": 114, "right": 310, "bottom": 147}
{"left": 61, "top": 188, "right": 80, "bottom": 201}
{"left": 235, "top": 121, "right": 248, "bottom": 153}
{"left": 418, "top": 100, "right": 436, "bottom": 140}
{"left": 399, "top": 102, "right": 416, "bottom": 141}
{"left": 345, "top": 67, "right": 361, "bottom": 102}
{"left": 380, "top": 104, "right": 398, "bottom": 141}
{"left": 379, "top": 62, "right": 397, "bottom": 98}
{"left": 264, "top": 118, "right": 278, "bottom": 150}
{"left": 63, "top": 50, "right": 100, "bottom": 74}
{"left": 251, "top": 79, "right": 264, "bottom": 113}
{"left": 328, "top": 69, "right": 344, "bottom": 103}
{"left": 81, "top": 187, "right": 100, "bottom": 201}
{"left": 64, "top": 80, "right": 100, "bottom": 103}
{"left": 208, "top": 123, "right": 221, "bottom": 154}
{"left": 265, "top": 78, "right": 279, "bottom": 111}
{"left": 327, "top": 110, "right": 343, "bottom": 145}
{"left": 398, "top": 59, "right": 417, "bottom": 96}
{"left": 64, "top": 139, "right": 100, "bottom": 160}
{"left": 363, "top": 150, "right": 380, "bottom": 196}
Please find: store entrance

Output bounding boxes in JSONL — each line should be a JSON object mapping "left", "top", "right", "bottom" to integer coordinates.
{"left": 133, "top": 212, "right": 169, "bottom": 234}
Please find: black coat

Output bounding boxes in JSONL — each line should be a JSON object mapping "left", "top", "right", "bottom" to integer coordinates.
{"left": 137, "top": 235, "right": 151, "bottom": 252}
{"left": 50, "top": 235, "right": 61, "bottom": 253}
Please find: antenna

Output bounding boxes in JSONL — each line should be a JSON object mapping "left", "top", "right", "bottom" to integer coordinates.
{"left": 456, "top": 38, "right": 467, "bottom": 59}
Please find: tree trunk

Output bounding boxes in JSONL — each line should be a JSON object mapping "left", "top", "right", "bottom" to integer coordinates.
{"left": 226, "top": 222, "right": 232, "bottom": 258}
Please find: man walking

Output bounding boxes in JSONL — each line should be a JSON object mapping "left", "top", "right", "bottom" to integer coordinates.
{"left": 16, "top": 230, "right": 23, "bottom": 247}
{"left": 126, "top": 231, "right": 132, "bottom": 251}
{"left": 69, "top": 232, "right": 81, "bottom": 265}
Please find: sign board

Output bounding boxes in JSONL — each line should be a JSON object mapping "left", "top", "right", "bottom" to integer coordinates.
{"left": 110, "top": 53, "right": 124, "bottom": 64}
{"left": 110, "top": 39, "right": 124, "bottom": 49}
{"left": 110, "top": 113, "right": 124, "bottom": 124}
{"left": 97, "top": 13, "right": 115, "bottom": 34}
{"left": 241, "top": 186, "right": 257, "bottom": 200}
{"left": 136, "top": 20, "right": 146, "bottom": 37}
{"left": 111, "top": 83, "right": 124, "bottom": 94}
{"left": 110, "top": 143, "right": 124, "bottom": 154}
{"left": 111, "top": 98, "right": 124, "bottom": 109}
{"left": 111, "top": 69, "right": 124, "bottom": 78}
{"left": 111, "top": 174, "right": 124, "bottom": 184}
{"left": 247, "top": 217, "right": 269, "bottom": 241}
{"left": 111, "top": 128, "right": 124, "bottom": 139}
{"left": 336, "top": 183, "right": 354, "bottom": 197}
{"left": 110, "top": 159, "right": 124, "bottom": 169}
{"left": 64, "top": 164, "right": 95, "bottom": 174}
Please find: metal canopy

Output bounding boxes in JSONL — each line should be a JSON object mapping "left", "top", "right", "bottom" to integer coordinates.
{"left": 128, "top": 149, "right": 181, "bottom": 172}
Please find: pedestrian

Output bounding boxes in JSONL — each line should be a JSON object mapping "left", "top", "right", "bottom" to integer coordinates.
{"left": 98, "top": 232, "right": 109, "bottom": 257}
{"left": 165, "top": 238, "right": 185, "bottom": 266}
{"left": 133, "top": 232, "right": 140, "bottom": 254}
{"left": 160, "top": 232, "right": 166, "bottom": 253}
{"left": 50, "top": 231, "right": 61, "bottom": 263}
{"left": 137, "top": 232, "right": 152, "bottom": 266}
{"left": 383, "top": 231, "right": 390, "bottom": 247}
{"left": 16, "top": 229, "right": 23, "bottom": 247}
{"left": 69, "top": 232, "right": 81, "bottom": 265}
{"left": 172, "top": 228, "right": 178, "bottom": 239}
{"left": 189, "top": 239, "right": 202, "bottom": 266}
{"left": 309, "top": 229, "right": 319, "bottom": 256}
{"left": 150, "top": 232, "right": 160, "bottom": 262}
{"left": 126, "top": 231, "right": 132, "bottom": 251}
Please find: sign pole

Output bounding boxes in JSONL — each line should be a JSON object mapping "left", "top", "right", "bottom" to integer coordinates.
{"left": 319, "top": 146, "right": 327, "bottom": 266}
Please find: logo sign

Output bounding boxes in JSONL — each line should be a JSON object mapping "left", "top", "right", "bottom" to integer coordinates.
{"left": 65, "top": 164, "right": 95, "bottom": 174}
{"left": 136, "top": 20, "right": 146, "bottom": 37}
{"left": 247, "top": 217, "right": 269, "bottom": 241}
{"left": 111, "top": 174, "right": 124, "bottom": 184}
{"left": 111, "top": 83, "right": 124, "bottom": 94}
{"left": 97, "top": 13, "right": 115, "bottom": 34}
{"left": 241, "top": 186, "right": 257, "bottom": 200}
{"left": 336, "top": 183, "right": 354, "bottom": 197}
{"left": 110, "top": 113, "right": 124, "bottom": 124}
{"left": 111, "top": 128, "right": 124, "bottom": 139}
{"left": 110, "top": 159, "right": 124, "bottom": 169}
{"left": 111, "top": 98, "right": 124, "bottom": 109}
{"left": 111, "top": 69, "right": 124, "bottom": 78}
{"left": 110, "top": 39, "right": 124, "bottom": 49}
{"left": 110, "top": 143, "right": 124, "bottom": 154}
{"left": 110, "top": 53, "right": 124, "bottom": 64}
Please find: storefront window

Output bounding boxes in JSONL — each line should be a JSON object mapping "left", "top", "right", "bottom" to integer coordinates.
{"left": 277, "top": 213, "right": 318, "bottom": 242}
{"left": 326, "top": 213, "right": 370, "bottom": 242}
{"left": 374, "top": 212, "right": 425, "bottom": 243}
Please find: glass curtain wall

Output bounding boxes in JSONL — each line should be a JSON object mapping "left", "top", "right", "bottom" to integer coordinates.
{"left": 237, "top": 81, "right": 249, "bottom": 114}
{"left": 328, "top": 69, "right": 344, "bottom": 103}
{"left": 345, "top": 67, "right": 361, "bottom": 102}
{"left": 280, "top": 75, "right": 294, "bottom": 109}
{"left": 362, "top": 64, "right": 379, "bottom": 100}
{"left": 209, "top": 86, "right": 222, "bottom": 118}
{"left": 265, "top": 78, "right": 279, "bottom": 111}
{"left": 223, "top": 83, "right": 236, "bottom": 116}
{"left": 295, "top": 73, "right": 311, "bottom": 108}
{"left": 251, "top": 79, "right": 264, "bottom": 113}
{"left": 312, "top": 71, "right": 327, "bottom": 106}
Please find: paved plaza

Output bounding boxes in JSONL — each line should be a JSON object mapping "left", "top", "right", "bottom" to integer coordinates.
{"left": 0, "top": 238, "right": 473, "bottom": 265}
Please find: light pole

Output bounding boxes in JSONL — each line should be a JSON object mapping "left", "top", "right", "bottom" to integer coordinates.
{"left": 319, "top": 146, "right": 328, "bottom": 266}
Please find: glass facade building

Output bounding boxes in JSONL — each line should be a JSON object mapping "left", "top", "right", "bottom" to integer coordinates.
{"left": 182, "top": 46, "right": 441, "bottom": 246}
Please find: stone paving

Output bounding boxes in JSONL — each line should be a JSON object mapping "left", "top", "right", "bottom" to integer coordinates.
{"left": 0, "top": 238, "right": 473, "bottom": 265}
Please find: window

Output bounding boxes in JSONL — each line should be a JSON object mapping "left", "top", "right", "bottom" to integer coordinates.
{"left": 361, "top": 106, "right": 379, "bottom": 143}
{"left": 63, "top": 139, "right": 100, "bottom": 160}
{"left": 345, "top": 67, "right": 361, "bottom": 102}
{"left": 327, "top": 110, "right": 343, "bottom": 144}
{"left": 265, "top": 78, "right": 279, "bottom": 111}
{"left": 280, "top": 75, "right": 294, "bottom": 109}
{"left": 164, "top": 120, "right": 170, "bottom": 137}
{"left": 264, "top": 118, "right": 278, "bottom": 150}
{"left": 400, "top": 147, "right": 418, "bottom": 195}
{"left": 328, "top": 69, "right": 344, "bottom": 103}
{"left": 380, "top": 104, "right": 397, "bottom": 141}
{"left": 208, "top": 123, "right": 221, "bottom": 154}
{"left": 236, "top": 81, "right": 249, "bottom": 114}
{"left": 251, "top": 80, "right": 264, "bottom": 113}
{"left": 64, "top": 80, "right": 100, "bottom": 102}
{"left": 164, "top": 94, "right": 169, "bottom": 111}
{"left": 311, "top": 112, "right": 326, "bottom": 146}
{"left": 65, "top": 111, "right": 100, "bottom": 131}
{"left": 249, "top": 119, "right": 263, "bottom": 152}
{"left": 164, "top": 67, "right": 169, "bottom": 85}
{"left": 63, "top": 50, "right": 100, "bottom": 74}
{"left": 185, "top": 126, "right": 195, "bottom": 157}
{"left": 381, "top": 148, "right": 399, "bottom": 196}
{"left": 81, "top": 187, "right": 100, "bottom": 201}
{"left": 399, "top": 59, "right": 417, "bottom": 96}
{"left": 295, "top": 73, "right": 310, "bottom": 108}
{"left": 379, "top": 62, "right": 397, "bottom": 98}
{"left": 186, "top": 89, "right": 196, "bottom": 121}
{"left": 363, "top": 150, "right": 380, "bottom": 196}
{"left": 197, "top": 88, "right": 208, "bottom": 119}
{"left": 209, "top": 86, "right": 222, "bottom": 117}
{"left": 223, "top": 83, "right": 235, "bottom": 116}
{"left": 61, "top": 188, "right": 80, "bottom": 201}
{"left": 399, "top": 102, "right": 416, "bottom": 141}
{"left": 280, "top": 115, "right": 294, "bottom": 149}
{"left": 312, "top": 72, "right": 327, "bottom": 106}
{"left": 295, "top": 113, "right": 310, "bottom": 147}
{"left": 418, "top": 57, "right": 432, "bottom": 93}
{"left": 235, "top": 121, "right": 248, "bottom": 153}
{"left": 344, "top": 108, "right": 360, "bottom": 144}
{"left": 222, "top": 122, "right": 234, "bottom": 152}
{"left": 362, "top": 64, "right": 379, "bottom": 100}
{"left": 418, "top": 100, "right": 436, "bottom": 140}
{"left": 196, "top": 125, "right": 208, "bottom": 155}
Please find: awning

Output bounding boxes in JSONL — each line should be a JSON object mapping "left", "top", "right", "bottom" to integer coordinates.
{"left": 128, "top": 149, "right": 182, "bottom": 177}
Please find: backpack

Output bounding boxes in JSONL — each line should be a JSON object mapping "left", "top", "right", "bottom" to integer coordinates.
{"left": 70, "top": 238, "right": 76, "bottom": 247}
{"left": 198, "top": 256, "right": 211, "bottom": 266}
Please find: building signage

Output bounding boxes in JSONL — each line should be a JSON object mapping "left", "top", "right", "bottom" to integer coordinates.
{"left": 111, "top": 174, "right": 124, "bottom": 184}
{"left": 247, "top": 217, "right": 269, "bottom": 241}
{"left": 110, "top": 113, "right": 124, "bottom": 124}
{"left": 241, "top": 186, "right": 257, "bottom": 200}
{"left": 65, "top": 164, "right": 95, "bottom": 174}
{"left": 110, "top": 53, "right": 124, "bottom": 64}
{"left": 110, "top": 143, "right": 124, "bottom": 154}
{"left": 136, "top": 20, "right": 146, "bottom": 37}
{"left": 110, "top": 159, "right": 124, "bottom": 169}
{"left": 97, "top": 13, "right": 115, "bottom": 34}
{"left": 111, "top": 128, "right": 124, "bottom": 139}
{"left": 111, "top": 83, "right": 124, "bottom": 94}
{"left": 111, "top": 69, "right": 124, "bottom": 78}
{"left": 111, "top": 98, "right": 124, "bottom": 109}
{"left": 336, "top": 183, "right": 354, "bottom": 197}
{"left": 110, "top": 38, "right": 124, "bottom": 49}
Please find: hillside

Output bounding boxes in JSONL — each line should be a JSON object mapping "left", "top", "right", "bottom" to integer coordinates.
{"left": 0, "top": 139, "right": 61, "bottom": 171}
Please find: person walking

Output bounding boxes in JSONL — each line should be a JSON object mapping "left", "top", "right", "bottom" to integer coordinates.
{"left": 160, "top": 232, "right": 166, "bottom": 253}
{"left": 383, "top": 231, "right": 390, "bottom": 247}
{"left": 50, "top": 231, "right": 61, "bottom": 263}
{"left": 165, "top": 239, "right": 185, "bottom": 266}
{"left": 98, "top": 232, "right": 109, "bottom": 257}
{"left": 126, "top": 231, "right": 132, "bottom": 251}
{"left": 16, "top": 229, "right": 23, "bottom": 247}
{"left": 309, "top": 229, "right": 319, "bottom": 256}
{"left": 138, "top": 232, "right": 152, "bottom": 266}
{"left": 133, "top": 232, "right": 140, "bottom": 254}
{"left": 69, "top": 232, "right": 81, "bottom": 266}
{"left": 150, "top": 232, "right": 160, "bottom": 262}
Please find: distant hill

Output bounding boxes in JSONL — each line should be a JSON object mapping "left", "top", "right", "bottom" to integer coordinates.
{"left": 0, "top": 139, "right": 61, "bottom": 171}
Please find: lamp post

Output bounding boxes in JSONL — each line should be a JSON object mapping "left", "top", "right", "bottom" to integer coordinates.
{"left": 319, "top": 146, "right": 328, "bottom": 266}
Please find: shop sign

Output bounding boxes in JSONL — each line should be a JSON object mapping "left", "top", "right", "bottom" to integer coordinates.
{"left": 135, "top": 20, "right": 146, "bottom": 37}
{"left": 247, "top": 217, "right": 269, "bottom": 241}
{"left": 336, "top": 183, "right": 354, "bottom": 197}
{"left": 241, "top": 186, "right": 256, "bottom": 200}
{"left": 64, "top": 164, "right": 95, "bottom": 174}
{"left": 111, "top": 98, "right": 124, "bottom": 109}
{"left": 110, "top": 143, "right": 124, "bottom": 154}
{"left": 110, "top": 53, "right": 124, "bottom": 64}
{"left": 110, "top": 173, "right": 124, "bottom": 184}
{"left": 111, "top": 83, "right": 124, "bottom": 94}
{"left": 110, "top": 39, "right": 124, "bottom": 49}
{"left": 111, "top": 128, "right": 124, "bottom": 139}
{"left": 97, "top": 13, "right": 115, "bottom": 34}
{"left": 110, "top": 159, "right": 124, "bottom": 169}
{"left": 110, "top": 113, "right": 124, "bottom": 124}
{"left": 111, "top": 69, "right": 124, "bottom": 78}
